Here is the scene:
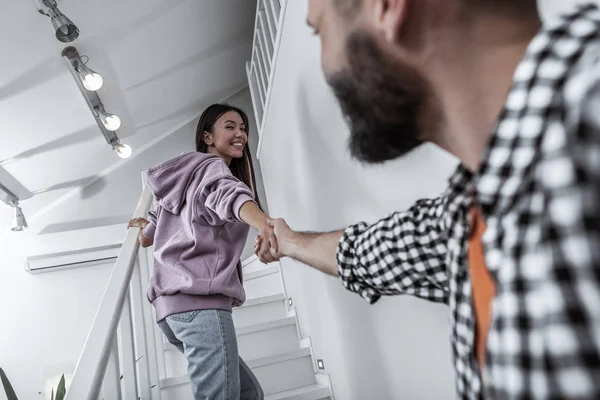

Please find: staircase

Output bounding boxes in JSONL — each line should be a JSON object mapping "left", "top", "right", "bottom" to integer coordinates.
{"left": 158, "top": 256, "right": 332, "bottom": 400}
{"left": 62, "top": 185, "right": 334, "bottom": 400}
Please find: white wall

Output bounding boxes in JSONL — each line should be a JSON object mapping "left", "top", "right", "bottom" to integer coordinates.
{"left": 0, "top": 88, "right": 266, "bottom": 399}
{"left": 259, "top": 2, "right": 457, "bottom": 399}
{"left": 257, "top": 1, "right": 585, "bottom": 399}
{"left": 0, "top": 224, "right": 113, "bottom": 399}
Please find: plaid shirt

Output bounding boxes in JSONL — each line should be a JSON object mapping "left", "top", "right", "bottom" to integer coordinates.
{"left": 337, "top": 4, "right": 600, "bottom": 399}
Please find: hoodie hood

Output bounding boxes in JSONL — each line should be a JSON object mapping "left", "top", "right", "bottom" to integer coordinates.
{"left": 146, "top": 152, "right": 221, "bottom": 215}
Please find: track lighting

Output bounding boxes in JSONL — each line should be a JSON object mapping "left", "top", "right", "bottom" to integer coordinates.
{"left": 62, "top": 46, "right": 134, "bottom": 159}
{"left": 77, "top": 63, "right": 104, "bottom": 92}
{"left": 0, "top": 183, "right": 28, "bottom": 232}
{"left": 114, "top": 143, "right": 133, "bottom": 159}
{"left": 95, "top": 107, "right": 121, "bottom": 131}
{"left": 35, "top": 0, "right": 79, "bottom": 43}
{"left": 11, "top": 203, "right": 29, "bottom": 232}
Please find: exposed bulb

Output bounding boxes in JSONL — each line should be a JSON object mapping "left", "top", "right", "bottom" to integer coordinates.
{"left": 115, "top": 144, "right": 132, "bottom": 159}
{"left": 102, "top": 114, "right": 121, "bottom": 131}
{"left": 82, "top": 72, "right": 103, "bottom": 91}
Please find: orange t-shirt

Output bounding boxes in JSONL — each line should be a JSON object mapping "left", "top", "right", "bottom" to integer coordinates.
{"left": 468, "top": 206, "right": 495, "bottom": 368}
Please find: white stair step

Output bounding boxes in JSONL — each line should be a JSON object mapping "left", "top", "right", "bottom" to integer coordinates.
{"left": 164, "top": 315, "right": 301, "bottom": 376}
{"left": 244, "top": 267, "right": 284, "bottom": 298}
{"left": 252, "top": 348, "right": 316, "bottom": 395}
{"left": 243, "top": 261, "right": 279, "bottom": 282}
{"left": 161, "top": 347, "right": 316, "bottom": 396}
{"left": 266, "top": 384, "right": 331, "bottom": 400}
{"left": 237, "top": 316, "right": 299, "bottom": 360}
{"left": 233, "top": 293, "right": 288, "bottom": 327}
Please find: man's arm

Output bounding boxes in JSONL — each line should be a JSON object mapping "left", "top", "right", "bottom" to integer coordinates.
{"left": 256, "top": 166, "right": 470, "bottom": 304}
{"left": 258, "top": 220, "right": 343, "bottom": 276}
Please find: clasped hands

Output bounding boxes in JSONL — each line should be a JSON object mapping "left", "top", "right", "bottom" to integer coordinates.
{"left": 254, "top": 218, "right": 291, "bottom": 264}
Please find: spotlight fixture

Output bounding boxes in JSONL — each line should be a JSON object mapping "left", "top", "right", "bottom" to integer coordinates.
{"left": 35, "top": 0, "right": 79, "bottom": 43}
{"left": 114, "top": 143, "right": 133, "bottom": 159}
{"left": 95, "top": 107, "right": 121, "bottom": 131}
{"left": 0, "top": 183, "right": 28, "bottom": 232}
{"left": 11, "top": 203, "right": 29, "bottom": 232}
{"left": 77, "top": 63, "right": 104, "bottom": 92}
{"left": 62, "top": 46, "right": 134, "bottom": 159}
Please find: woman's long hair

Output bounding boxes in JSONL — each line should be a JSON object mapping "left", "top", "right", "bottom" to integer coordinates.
{"left": 195, "top": 103, "right": 263, "bottom": 210}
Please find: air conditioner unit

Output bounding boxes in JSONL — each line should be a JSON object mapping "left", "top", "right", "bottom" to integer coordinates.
{"left": 26, "top": 244, "right": 121, "bottom": 274}
{"left": 24, "top": 224, "right": 126, "bottom": 274}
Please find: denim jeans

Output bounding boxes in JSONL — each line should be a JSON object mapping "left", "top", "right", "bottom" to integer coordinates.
{"left": 159, "top": 309, "right": 264, "bottom": 400}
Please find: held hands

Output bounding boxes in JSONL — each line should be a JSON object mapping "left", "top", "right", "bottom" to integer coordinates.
{"left": 254, "top": 218, "right": 293, "bottom": 263}
{"left": 255, "top": 221, "right": 278, "bottom": 264}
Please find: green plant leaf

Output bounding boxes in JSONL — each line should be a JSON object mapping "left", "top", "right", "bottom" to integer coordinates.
{"left": 55, "top": 375, "right": 66, "bottom": 400}
{"left": 0, "top": 368, "right": 19, "bottom": 400}
{"left": 51, "top": 388, "right": 54, "bottom": 400}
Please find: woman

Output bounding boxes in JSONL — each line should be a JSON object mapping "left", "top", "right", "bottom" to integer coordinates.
{"left": 128, "top": 104, "right": 275, "bottom": 399}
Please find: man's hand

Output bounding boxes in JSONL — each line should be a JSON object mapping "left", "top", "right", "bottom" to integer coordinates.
{"left": 254, "top": 218, "right": 294, "bottom": 260}
{"left": 255, "top": 222, "right": 279, "bottom": 264}
{"left": 128, "top": 218, "right": 149, "bottom": 229}
{"left": 255, "top": 218, "right": 343, "bottom": 276}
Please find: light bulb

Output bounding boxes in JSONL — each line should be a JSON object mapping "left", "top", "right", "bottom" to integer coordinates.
{"left": 77, "top": 63, "right": 103, "bottom": 91}
{"left": 102, "top": 114, "right": 121, "bottom": 131}
{"left": 82, "top": 73, "right": 103, "bottom": 91}
{"left": 115, "top": 144, "right": 132, "bottom": 159}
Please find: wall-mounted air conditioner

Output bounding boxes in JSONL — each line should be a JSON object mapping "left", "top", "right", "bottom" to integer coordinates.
{"left": 26, "top": 244, "right": 121, "bottom": 274}
{"left": 24, "top": 224, "right": 126, "bottom": 274}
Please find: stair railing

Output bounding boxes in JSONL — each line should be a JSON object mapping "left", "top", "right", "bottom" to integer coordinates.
{"left": 65, "top": 185, "right": 162, "bottom": 400}
{"left": 246, "top": 0, "right": 288, "bottom": 142}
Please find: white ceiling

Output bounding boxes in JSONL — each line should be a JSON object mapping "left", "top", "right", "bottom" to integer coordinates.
{"left": 0, "top": 0, "right": 257, "bottom": 227}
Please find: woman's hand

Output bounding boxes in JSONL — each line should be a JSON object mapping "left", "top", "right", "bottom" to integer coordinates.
{"left": 254, "top": 218, "right": 293, "bottom": 262}
{"left": 255, "top": 222, "right": 278, "bottom": 264}
{"left": 128, "top": 218, "right": 150, "bottom": 230}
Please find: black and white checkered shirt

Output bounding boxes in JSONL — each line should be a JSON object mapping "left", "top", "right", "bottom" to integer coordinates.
{"left": 337, "top": 4, "right": 600, "bottom": 399}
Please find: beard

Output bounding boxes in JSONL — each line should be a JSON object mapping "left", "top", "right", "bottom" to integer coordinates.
{"left": 327, "top": 31, "right": 431, "bottom": 164}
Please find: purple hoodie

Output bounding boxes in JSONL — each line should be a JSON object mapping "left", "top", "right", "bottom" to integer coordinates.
{"left": 142, "top": 152, "right": 255, "bottom": 322}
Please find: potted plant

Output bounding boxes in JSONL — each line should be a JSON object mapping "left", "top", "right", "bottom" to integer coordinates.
{"left": 0, "top": 368, "right": 66, "bottom": 400}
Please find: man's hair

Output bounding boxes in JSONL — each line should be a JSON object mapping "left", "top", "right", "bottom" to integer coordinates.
{"left": 334, "top": 0, "right": 538, "bottom": 18}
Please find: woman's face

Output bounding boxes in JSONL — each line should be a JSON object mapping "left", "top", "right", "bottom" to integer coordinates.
{"left": 204, "top": 111, "right": 248, "bottom": 165}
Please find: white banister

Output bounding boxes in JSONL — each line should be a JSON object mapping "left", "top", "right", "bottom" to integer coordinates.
{"left": 65, "top": 186, "right": 153, "bottom": 400}
{"left": 129, "top": 259, "right": 153, "bottom": 400}
{"left": 102, "top": 337, "right": 122, "bottom": 400}
{"left": 246, "top": 0, "right": 288, "bottom": 145}
{"left": 117, "top": 291, "right": 138, "bottom": 399}
{"left": 136, "top": 246, "right": 163, "bottom": 399}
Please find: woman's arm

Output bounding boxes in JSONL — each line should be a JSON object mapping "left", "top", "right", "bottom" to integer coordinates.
{"left": 238, "top": 201, "right": 278, "bottom": 264}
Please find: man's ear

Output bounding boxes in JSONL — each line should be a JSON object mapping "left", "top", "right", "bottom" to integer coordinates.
{"left": 373, "top": 0, "right": 408, "bottom": 43}
{"left": 203, "top": 131, "right": 213, "bottom": 146}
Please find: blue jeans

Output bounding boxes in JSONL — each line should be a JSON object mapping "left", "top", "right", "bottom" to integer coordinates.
{"left": 159, "top": 309, "right": 264, "bottom": 400}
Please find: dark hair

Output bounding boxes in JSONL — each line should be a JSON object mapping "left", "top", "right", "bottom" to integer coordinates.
{"left": 334, "top": 0, "right": 537, "bottom": 18}
{"left": 195, "top": 103, "right": 263, "bottom": 210}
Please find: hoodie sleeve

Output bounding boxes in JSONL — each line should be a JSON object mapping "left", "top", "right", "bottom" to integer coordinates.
{"left": 198, "top": 161, "right": 255, "bottom": 224}
{"left": 142, "top": 210, "right": 158, "bottom": 240}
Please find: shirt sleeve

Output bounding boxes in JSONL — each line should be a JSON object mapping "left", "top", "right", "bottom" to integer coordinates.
{"left": 199, "top": 162, "right": 255, "bottom": 224}
{"left": 337, "top": 190, "right": 455, "bottom": 305}
{"left": 143, "top": 210, "right": 158, "bottom": 240}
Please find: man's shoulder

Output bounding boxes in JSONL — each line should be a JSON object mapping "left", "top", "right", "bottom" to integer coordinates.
{"left": 564, "top": 40, "right": 600, "bottom": 116}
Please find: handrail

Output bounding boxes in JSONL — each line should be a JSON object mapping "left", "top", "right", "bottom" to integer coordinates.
{"left": 65, "top": 186, "right": 153, "bottom": 400}
{"left": 246, "top": 0, "right": 288, "bottom": 147}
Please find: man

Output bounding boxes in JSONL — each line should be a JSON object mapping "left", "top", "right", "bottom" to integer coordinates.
{"left": 255, "top": 0, "right": 600, "bottom": 398}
